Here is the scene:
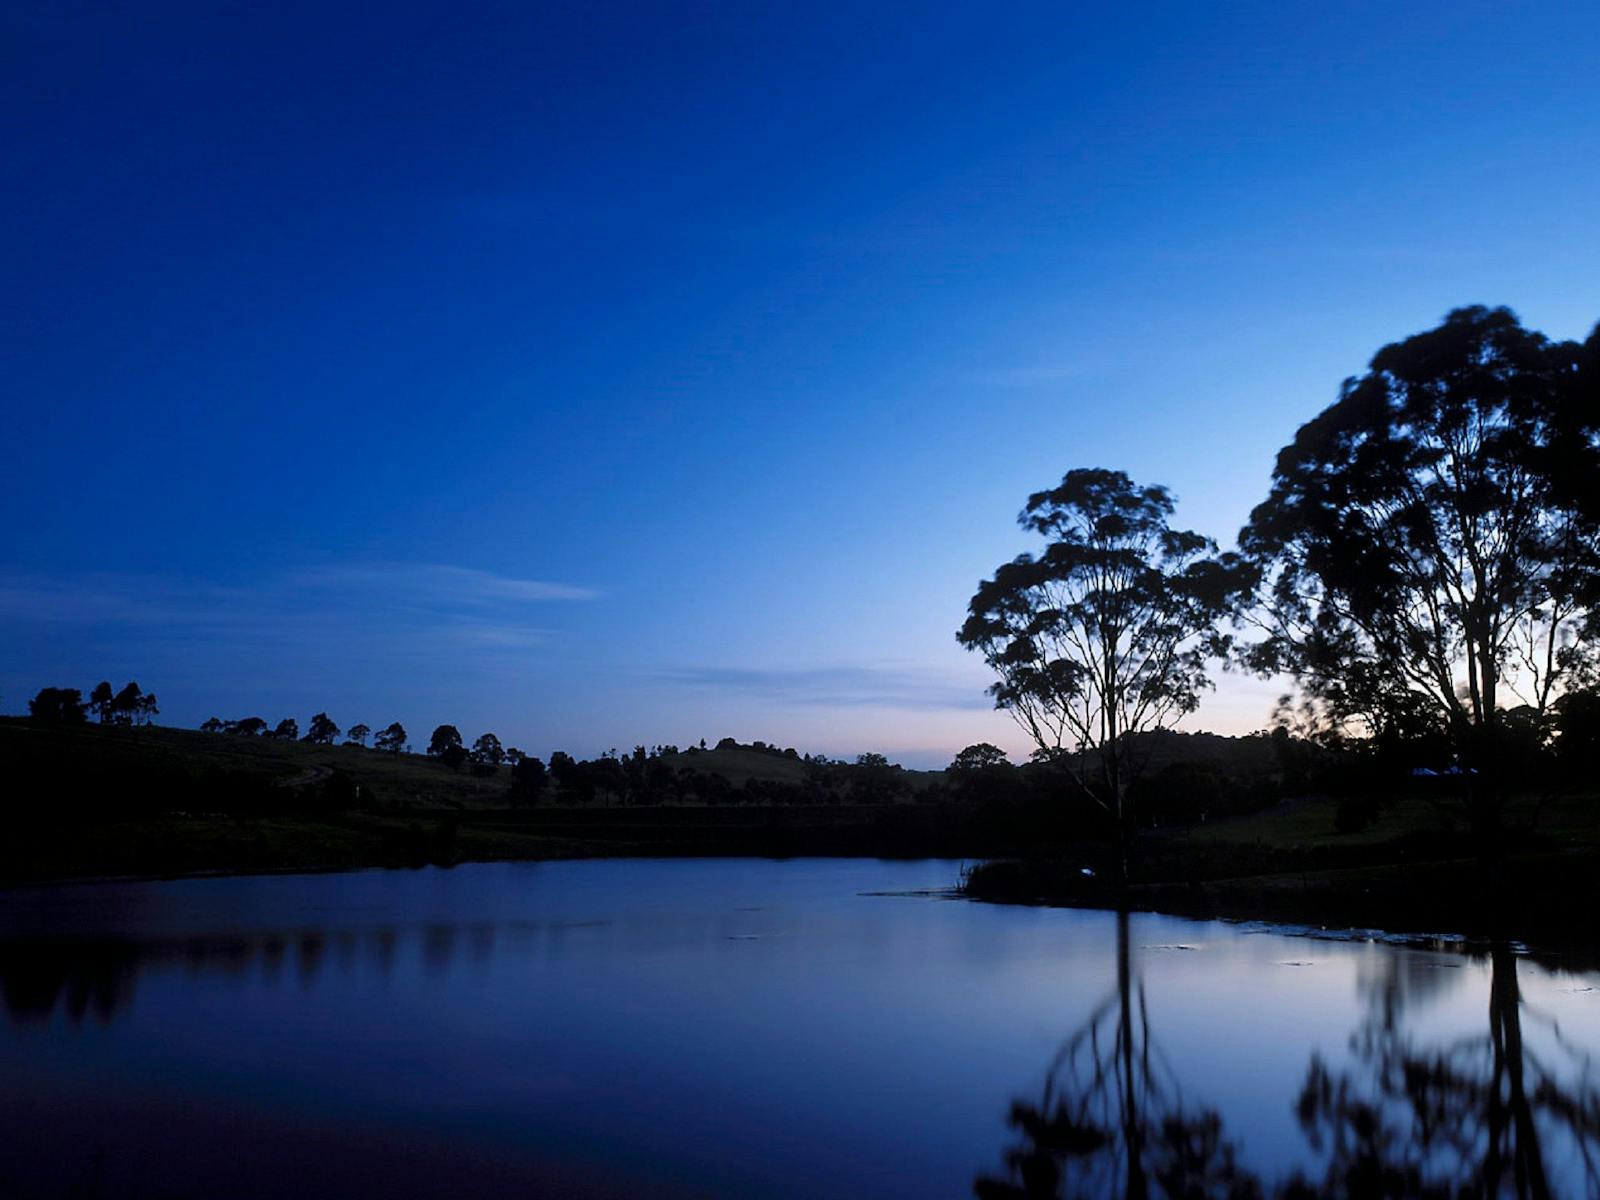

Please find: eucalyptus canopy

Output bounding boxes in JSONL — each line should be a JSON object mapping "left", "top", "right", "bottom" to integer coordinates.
{"left": 1240, "top": 307, "right": 1600, "bottom": 767}
{"left": 958, "top": 469, "right": 1240, "bottom": 818}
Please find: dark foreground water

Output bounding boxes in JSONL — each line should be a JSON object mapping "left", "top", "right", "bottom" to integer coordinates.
{"left": 1, "top": 859, "right": 1596, "bottom": 1199}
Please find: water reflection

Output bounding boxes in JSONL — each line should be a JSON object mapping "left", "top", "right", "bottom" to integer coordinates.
{"left": 0, "top": 926, "right": 411, "bottom": 1025}
{"left": 976, "top": 918, "right": 1600, "bottom": 1199}
{"left": 3, "top": 863, "right": 1598, "bottom": 1199}
{"left": 0, "top": 937, "right": 141, "bottom": 1026}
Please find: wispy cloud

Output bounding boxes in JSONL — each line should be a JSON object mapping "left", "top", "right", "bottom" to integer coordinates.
{"left": 654, "top": 665, "right": 991, "bottom": 712}
{"left": 289, "top": 563, "right": 598, "bottom": 604}
{"left": 0, "top": 563, "right": 596, "bottom": 656}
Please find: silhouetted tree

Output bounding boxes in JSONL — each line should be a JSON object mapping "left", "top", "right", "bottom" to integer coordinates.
{"left": 1240, "top": 307, "right": 1600, "bottom": 842}
{"left": 88, "top": 681, "right": 115, "bottom": 724}
{"left": 110, "top": 682, "right": 144, "bottom": 726}
{"left": 304, "top": 712, "right": 339, "bottom": 744}
{"left": 959, "top": 469, "right": 1242, "bottom": 876}
{"left": 200, "top": 716, "right": 224, "bottom": 734}
{"left": 28, "top": 687, "right": 87, "bottom": 725}
{"left": 548, "top": 750, "right": 587, "bottom": 800}
{"left": 427, "top": 724, "right": 463, "bottom": 758}
{"left": 374, "top": 722, "right": 407, "bottom": 754}
{"left": 470, "top": 732, "right": 504, "bottom": 766}
{"left": 439, "top": 743, "right": 468, "bottom": 771}
{"left": 231, "top": 716, "right": 268, "bottom": 737}
{"left": 950, "top": 743, "right": 1010, "bottom": 774}
{"left": 135, "top": 691, "right": 158, "bottom": 726}
{"left": 509, "top": 754, "right": 547, "bottom": 805}
{"left": 272, "top": 717, "right": 298, "bottom": 740}
{"left": 346, "top": 723, "right": 371, "bottom": 747}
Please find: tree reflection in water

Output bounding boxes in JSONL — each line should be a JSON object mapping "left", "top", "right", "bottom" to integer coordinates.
{"left": 976, "top": 919, "right": 1600, "bottom": 1199}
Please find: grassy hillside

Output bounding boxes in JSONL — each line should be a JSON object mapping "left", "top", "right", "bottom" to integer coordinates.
{"left": 1, "top": 719, "right": 515, "bottom": 810}
{"left": 0, "top": 720, "right": 981, "bottom": 884}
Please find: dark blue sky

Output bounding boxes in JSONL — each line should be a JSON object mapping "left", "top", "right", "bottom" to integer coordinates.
{"left": 5, "top": 2, "right": 1598, "bottom": 764}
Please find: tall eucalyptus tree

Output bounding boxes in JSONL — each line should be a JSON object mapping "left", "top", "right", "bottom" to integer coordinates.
{"left": 959, "top": 469, "right": 1242, "bottom": 867}
{"left": 1240, "top": 306, "right": 1600, "bottom": 835}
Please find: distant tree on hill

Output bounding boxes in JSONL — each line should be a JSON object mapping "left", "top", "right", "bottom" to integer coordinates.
{"left": 200, "top": 717, "right": 224, "bottom": 734}
{"left": 428, "top": 725, "right": 463, "bottom": 757}
{"left": 715, "top": 737, "right": 738, "bottom": 750}
{"left": 135, "top": 692, "right": 158, "bottom": 726}
{"left": 375, "top": 722, "right": 407, "bottom": 753}
{"left": 346, "top": 723, "right": 371, "bottom": 747}
{"left": 89, "top": 681, "right": 115, "bottom": 724}
{"left": 470, "top": 732, "right": 504, "bottom": 766}
{"left": 28, "top": 687, "right": 87, "bottom": 725}
{"left": 304, "top": 712, "right": 340, "bottom": 744}
{"left": 504, "top": 746, "right": 525, "bottom": 766}
{"left": 439, "top": 743, "right": 468, "bottom": 771}
{"left": 232, "top": 716, "right": 269, "bottom": 737}
{"left": 272, "top": 717, "right": 298, "bottom": 740}
{"left": 849, "top": 752, "right": 907, "bottom": 803}
{"left": 111, "top": 682, "right": 144, "bottom": 726}
{"left": 946, "top": 742, "right": 1021, "bottom": 812}
{"left": 949, "top": 743, "right": 1009, "bottom": 773}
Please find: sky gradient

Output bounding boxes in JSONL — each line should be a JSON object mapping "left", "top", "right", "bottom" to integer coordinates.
{"left": 5, "top": 2, "right": 1599, "bottom": 766}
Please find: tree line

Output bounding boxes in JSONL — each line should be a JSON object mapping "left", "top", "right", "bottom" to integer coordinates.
{"left": 198, "top": 712, "right": 409, "bottom": 753}
{"left": 959, "top": 306, "right": 1600, "bottom": 870}
{"left": 25, "top": 682, "right": 158, "bottom": 726}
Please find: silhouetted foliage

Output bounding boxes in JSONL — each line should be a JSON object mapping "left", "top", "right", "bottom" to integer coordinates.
{"left": 951, "top": 743, "right": 1010, "bottom": 774}
{"left": 374, "top": 722, "right": 406, "bottom": 754}
{"left": 304, "top": 712, "right": 339, "bottom": 744}
{"left": 427, "top": 725, "right": 463, "bottom": 758}
{"left": 960, "top": 469, "right": 1244, "bottom": 869}
{"left": 346, "top": 723, "right": 371, "bottom": 747}
{"left": 200, "top": 716, "right": 224, "bottom": 734}
{"left": 548, "top": 750, "right": 581, "bottom": 796}
{"left": 88, "top": 681, "right": 114, "bottom": 724}
{"left": 27, "top": 688, "right": 87, "bottom": 725}
{"left": 509, "top": 755, "right": 547, "bottom": 806}
{"left": 231, "top": 716, "right": 268, "bottom": 737}
{"left": 272, "top": 717, "right": 298, "bottom": 740}
{"left": 470, "top": 732, "right": 504, "bottom": 767}
{"left": 110, "top": 681, "right": 145, "bottom": 726}
{"left": 1240, "top": 306, "right": 1600, "bottom": 840}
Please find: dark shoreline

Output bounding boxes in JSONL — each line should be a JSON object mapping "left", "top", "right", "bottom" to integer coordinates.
{"left": 7, "top": 818, "right": 1598, "bottom": 971}
{"left": 958, "top": 849, "right": 1600, "bottom": 968}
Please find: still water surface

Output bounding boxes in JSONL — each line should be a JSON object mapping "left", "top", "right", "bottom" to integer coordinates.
{"left": 1, "top": 858, "right": 1596, "bottom": 1198}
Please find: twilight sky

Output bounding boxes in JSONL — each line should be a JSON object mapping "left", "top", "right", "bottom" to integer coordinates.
{"left": 4, "top": 2, "right": 1598, "bottom": 766}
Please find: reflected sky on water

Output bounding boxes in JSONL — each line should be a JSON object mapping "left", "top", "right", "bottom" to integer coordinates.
{"left": 2, "top": 859, "right": 1596, "bottom": 1198}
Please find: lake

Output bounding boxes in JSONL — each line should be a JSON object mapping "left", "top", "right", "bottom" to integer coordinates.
{"left": 2, "top": 858, "right": 1596, "bottom": 1198}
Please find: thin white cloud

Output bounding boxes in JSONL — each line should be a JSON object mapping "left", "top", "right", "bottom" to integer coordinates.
{"left": 290, "top": 563, "right": 599, "bottom": 604}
